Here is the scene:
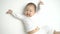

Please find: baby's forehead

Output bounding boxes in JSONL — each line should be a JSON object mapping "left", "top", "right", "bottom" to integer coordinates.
{"left": 24, "top": 3, "right": 36, "bottom": 10}
{"left": 26, "top": 5, "right": 36, "bottom": 9}
{"left": 26, "top": 4, "right": 35, "bottom": 7}
{"left": 25, "top": 6, "right": 36, "bottom": 10}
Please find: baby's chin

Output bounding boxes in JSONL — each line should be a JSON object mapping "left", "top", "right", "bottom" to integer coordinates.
{"left": 25, "top": 15, "right": 32, "bottom": 17}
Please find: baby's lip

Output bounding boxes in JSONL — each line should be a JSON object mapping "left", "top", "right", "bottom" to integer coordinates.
{"left": 27, "top": 14, "right": 28, "bottom": 15}
{"left": 26, "top": 14, "right": 30, "bottom": 16}
{"left": 27, "top": 13, "right": 29, "bottom": 15}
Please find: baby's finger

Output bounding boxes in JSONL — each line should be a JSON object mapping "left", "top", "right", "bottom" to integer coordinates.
{"left": 6, "top": 11, "right": 9, "bottom": 14}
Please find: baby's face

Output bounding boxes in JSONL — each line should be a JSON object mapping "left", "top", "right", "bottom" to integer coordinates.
{"left": 24, "top": 5, "right": 36, "bottom": 17}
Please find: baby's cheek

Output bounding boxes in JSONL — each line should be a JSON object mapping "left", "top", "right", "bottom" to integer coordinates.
{"left": 25, "top": 12, "right": 27, "bottom": 14}
{"left": 31, "top": 12, "right": 34, "bottom": 15}
{"left": 30, "top": 14, "right": 32, "bottom": 16}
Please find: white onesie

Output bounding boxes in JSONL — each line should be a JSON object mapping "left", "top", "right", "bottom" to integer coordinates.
{"left": 11, "top": 12, "right": 39, "bottom": 32}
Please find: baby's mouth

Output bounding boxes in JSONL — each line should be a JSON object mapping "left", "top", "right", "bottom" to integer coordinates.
{"left": 26, "top": 14, "right": 30, "bottom": 16}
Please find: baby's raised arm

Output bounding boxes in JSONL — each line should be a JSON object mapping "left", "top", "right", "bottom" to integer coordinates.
{"left": 37, "top": 0, "right": 44, "bottom": 11}
{"left": 6, "top": 9, "right": 23, "bottom": 20}
{"left": 40, "top": 0, "right": 44, "bottom": 5}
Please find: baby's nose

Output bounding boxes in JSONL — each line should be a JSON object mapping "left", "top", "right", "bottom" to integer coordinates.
{"left": 27, "top": 12, "right": 30, "bottom": 15}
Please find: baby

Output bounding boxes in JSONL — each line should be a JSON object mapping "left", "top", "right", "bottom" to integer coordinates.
{"left": 6, "top": 0, "right": 44, "bottom": 34}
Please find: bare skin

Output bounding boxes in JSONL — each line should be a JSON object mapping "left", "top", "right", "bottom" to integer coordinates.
{"left": 27, "top": 26, "right": 40, "bottom": 34}
{"left": 24, "top": 5, "right": 35, "bottom": 17}
{"left": 6, "top": 9, "right": 12, "bottom": 14}
{"left": 54, "top": 31, "right": 60, "bottom": 34}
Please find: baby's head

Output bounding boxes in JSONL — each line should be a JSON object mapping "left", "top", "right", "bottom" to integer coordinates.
{"left": 24, "top": 3, "right": 36, "bottom": 17}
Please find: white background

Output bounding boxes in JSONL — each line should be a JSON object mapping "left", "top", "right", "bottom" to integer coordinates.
{"left": 0, "top": 0, "right": 60, "bottom": 34}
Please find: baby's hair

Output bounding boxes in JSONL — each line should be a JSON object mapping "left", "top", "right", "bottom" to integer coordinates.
{"left": 25, "top": 3, "right": 36, "bottom": 11}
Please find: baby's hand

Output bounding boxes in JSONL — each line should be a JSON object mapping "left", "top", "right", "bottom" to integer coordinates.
{"left": 40, "top": 1, "right": 44, "bottom": 5}
{"left": 6, "top": 9, "right": 13, "bottom": 14}
{"left": 39, "top": 0, "right": 44, "bottom": 5}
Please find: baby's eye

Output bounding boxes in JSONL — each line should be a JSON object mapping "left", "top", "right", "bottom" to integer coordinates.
{"left": 30, "top": 11, "right": 32, "bottom": 12}
{"left": 30, "top": 10, "right": 32, "bottom": 12}
{"left": 26, "top": 10, "right": 28, "bottom": 11}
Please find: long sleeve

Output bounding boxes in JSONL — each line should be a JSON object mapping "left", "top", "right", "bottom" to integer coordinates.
{"left": 10, "top": 12, "right": 24, "bottom": 20}
{"left": 36, "top": 3, "right": 40, "bottom": 11}
{"left": 36, "top": 0, "right": 44, "bottom": 11}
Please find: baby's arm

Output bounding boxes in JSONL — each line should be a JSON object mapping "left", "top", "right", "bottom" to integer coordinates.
{"left": 6, "top": 9, "right": 23, "bottom": 20}
{"left": 37, "top": 0, "right": 44, "bottom": 11}
{"left": 40, "top": 0, "right": 44, "bottom": 5}
{"left": 28, "top": 26, "right": 40, "bottom": 34}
